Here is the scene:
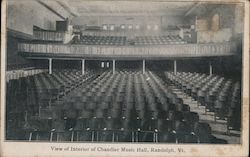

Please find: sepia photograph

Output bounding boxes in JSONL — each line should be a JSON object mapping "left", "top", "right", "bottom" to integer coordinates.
{"left": 0, "top": 0, "right": 249, "bottom": 157}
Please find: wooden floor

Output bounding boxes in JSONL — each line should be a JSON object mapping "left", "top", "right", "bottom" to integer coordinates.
{"left": 170, "top": 86, "right": 241, "bottom": 144}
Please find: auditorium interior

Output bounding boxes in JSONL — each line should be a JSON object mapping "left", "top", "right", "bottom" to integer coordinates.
{"left": 5, "top": 0, "right": 244, "bottom": 144}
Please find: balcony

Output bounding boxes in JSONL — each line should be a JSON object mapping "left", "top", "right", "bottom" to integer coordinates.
{"left": 18, "top": 42, "right": 237, "bottom": 60}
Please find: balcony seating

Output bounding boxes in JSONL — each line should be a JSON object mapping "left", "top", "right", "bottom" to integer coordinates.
{"left": 134, "top": 35, "right": 187, "bottom": 45}
{"left": 165, "top": 71, "right": 241, "bottom": 132}
{"left": 71, "top": 35, "right": 187, "bottom": 46}
{"left": 75, "top": 35, "right": 127, "bottom": 45}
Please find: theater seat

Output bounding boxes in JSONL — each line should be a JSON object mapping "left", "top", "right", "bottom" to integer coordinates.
{"left": 194, "top": 122, "right": 211, "bottom": 143}
{"left": 116, "top": 130, "right": 133, "bottom": 142}
{"left": 157, "top": 132, "right": 177, "bottom": 143}
{"left": 75, "top": 130, "right": 93, "bottom": 142}
{"left": 7, "top": 70, "right": 230, "bottom": 144}
{"left": 137, "top": 131, "right": 154, "bottom": 142}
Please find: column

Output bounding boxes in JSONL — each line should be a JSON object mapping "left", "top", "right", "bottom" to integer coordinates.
{"left": 142, "top": 60, "right": 145, "bottom": 74}
{"left": 174, "top": 60, "right": 177, "bottom": 75}
{"left": 209, "top": 62, "right": 213, "bottom": 76}
{"left": 112, "top": 60, "right": 116, "bottom": 74}
{"left": 49, "top": 58, "right": 52, "bottom": 74}
{"left": 82, "top": 59, "right": 85, "bottom": 75}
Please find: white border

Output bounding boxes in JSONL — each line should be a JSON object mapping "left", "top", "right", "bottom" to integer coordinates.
{"left": 1, "top": 0, "right": 249, "bottom": 157}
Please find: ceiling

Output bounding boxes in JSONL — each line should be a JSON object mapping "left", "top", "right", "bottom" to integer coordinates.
{"left": 70, "top": 1, "right": 196, "bottom": 16}
{"left": 40, "top": 0, "right": 197, "bottom": 17}
{"left": 8, "top": 0, "right": 240, "bottom": 18}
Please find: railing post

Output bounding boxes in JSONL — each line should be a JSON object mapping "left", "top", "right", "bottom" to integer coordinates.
{"left": 209, "top": 62, "right": 213, "bottom": 76}
{"left": 142, "top": 60, "right": 145, "bottom": 74}
{"left": 82, "top": 59, "right": 85, "bottom": 75}
{"left": 49, "top": 58, "right": 52, "bottom": 74}
{"left": 174, "top": 60, "right": 177, "bottom": 75}
{"left": 112, "top": 60, "right": 116, "bottom": 74}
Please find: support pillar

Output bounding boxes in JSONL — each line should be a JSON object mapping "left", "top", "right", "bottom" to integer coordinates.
{"left": 209, "top": 62, "right": 213, "bottom": 76}
{"left": 142, "top": 60, "right": 145, "bottom": 74}
{"left": 174, "top": 60, "right": 177, "bottom": 75}
{"left": 49, "top": 58, "right": 52, "bottom": 74}
{"left": 112, "top": 60, "right": 116, "bottom": 74}
{"left": 82, "top": 59, "right": 85, "bottom": 75}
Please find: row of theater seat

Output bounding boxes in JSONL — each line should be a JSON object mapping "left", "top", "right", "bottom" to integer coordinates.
{"left": 5, "top": 70, "right": 97, "bottom": 133}
{"left": 4, "top": 69, "right": 94, "bottom": 137}
{"left": 71, "top": 35, "right": 186, "bottom": 46}
{"left": 76, "top": 35, "right": 127, "bottom": 45}
{"left": 134, "top": 36, "right": 187, "bottom": 45}
{"left": 28, "top": 70, "right": 96, "bottom": 109}
{"left": 165, "top": 72, "right": 241, "bottom": 132}
{"left": 24, "top": 120, "right": 224, "bottom": 143}
{"left": 17, "top": 70, "right": 226, "bottom": 143}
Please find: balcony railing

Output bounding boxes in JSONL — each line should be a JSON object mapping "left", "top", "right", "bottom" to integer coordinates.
{"left": 18, "top": 42, "right": 237, "bottom": 59}
{"left": 33, "top": 30, "right": 65, "bottom": 42}
{"left": 6, "top": 69, "right": 46, "bottom": 82}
